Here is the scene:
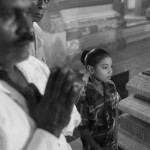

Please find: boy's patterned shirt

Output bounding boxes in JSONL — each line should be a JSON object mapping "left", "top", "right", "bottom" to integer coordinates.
{"left": 77, "top": 78, "right": 120, "bottom": 146}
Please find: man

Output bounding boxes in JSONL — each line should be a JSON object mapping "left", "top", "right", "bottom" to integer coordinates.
{"left": 29, "top": 0, "right": 81, "bottom": 138}
{"left": 29, "top": 0, "right": 49, "bottom": 63}
{"left": 30, "top": 0, "right": 68, "bottom": 68}
{"left": 0, "top": 0, "right": 78, "bottom": 149}
{"left": 30, "top": 0, "right": 81, "bottom": 139}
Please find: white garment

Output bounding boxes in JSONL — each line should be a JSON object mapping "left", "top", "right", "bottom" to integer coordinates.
{"left": 42, "top": 31, "right": 67, "bottom": 68}
{"left": 62, "top": 105, "right": 81, "bottom": 136}
{"left": 29, "top": 22, "right": 46, "bottom": 63}
{"left": 31, "top": 22, "right": 67, "bottom": 68}
{"left": 0, "top": 56, "right": 80, "bottom": 150}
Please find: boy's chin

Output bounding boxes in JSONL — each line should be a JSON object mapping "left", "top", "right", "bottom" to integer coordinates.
{"left": 103, "top": 79, "right": 110, "bottom": 83}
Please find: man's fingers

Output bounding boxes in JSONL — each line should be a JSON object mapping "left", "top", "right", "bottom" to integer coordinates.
{"left": 44, "top": 67, "right": 60, "bottom": 98}
{"left": 43, "top": 66, "right": 75, "bottom": 122}
{"left": 62, "top": 72, "right": 73, "bottom": 92}
{"left": 46, "top": 102, "right": 70, "bottom": 128}
{"left": 52, "top": 68, "right": 70, "bottom": 100}
{"left": 64, "top": 85, "right": 76, "bottom": 114}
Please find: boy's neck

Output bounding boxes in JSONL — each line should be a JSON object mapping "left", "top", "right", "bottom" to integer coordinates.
{"left": 91, "top": 76, "right": 103, "bottom": 88}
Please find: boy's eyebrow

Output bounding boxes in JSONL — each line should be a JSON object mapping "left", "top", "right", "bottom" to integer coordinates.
{"left": 100, "top": 64, "right": 112, "bottom": 67}
{"left": 101, "top": 64, "right": 109, "bottom": 66}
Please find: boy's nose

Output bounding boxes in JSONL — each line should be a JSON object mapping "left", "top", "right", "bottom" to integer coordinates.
{"left": 109, "top": 68, "right": 113, "bottom": 75}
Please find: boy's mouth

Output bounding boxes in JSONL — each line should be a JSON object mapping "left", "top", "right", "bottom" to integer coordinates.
{"left": 107, "top": 76, "right": 111, "bottom": 79}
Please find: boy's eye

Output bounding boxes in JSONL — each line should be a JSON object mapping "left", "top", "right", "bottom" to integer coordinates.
{"left": 103, "top": 66, "right": 108, "bottom": 69}
{"left": 44, "top": 0, "right": 49, "bottom": 4}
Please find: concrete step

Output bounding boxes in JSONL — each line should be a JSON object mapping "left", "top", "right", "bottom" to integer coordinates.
{"left": 119, "top": 95, "right": 150, "bottom": 124}
{"left": 123, "top": 22, "right": 150, "bottom": 44}
{"left": 126, "top": 71, "right": 150, "bottom": 99}
{"left": 118, "top": 129, "right": 150, "bottom": 150}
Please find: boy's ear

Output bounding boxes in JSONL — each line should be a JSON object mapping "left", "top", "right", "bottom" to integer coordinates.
{"left": 87, "top": 65, "right": 94, "bottom": 74}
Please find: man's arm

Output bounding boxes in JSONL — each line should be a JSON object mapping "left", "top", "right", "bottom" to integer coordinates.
{"left": 0, "top": 66, "right": 75, "bottom": 150}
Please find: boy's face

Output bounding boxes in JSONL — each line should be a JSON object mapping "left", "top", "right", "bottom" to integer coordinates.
{"left": 0, "top": 0, "right": 33, "bottom": 67}
{"left": 93, "top": 57, "right": 113, "bottom": 83}
{"left": 31, "top": 0, "right": 50, "bottom": 22}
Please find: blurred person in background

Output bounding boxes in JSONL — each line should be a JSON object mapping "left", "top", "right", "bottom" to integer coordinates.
{"left": 29, "top": 0, "right": 50, "bottom": 63}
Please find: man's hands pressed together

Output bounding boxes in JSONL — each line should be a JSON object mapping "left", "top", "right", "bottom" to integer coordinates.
{"left": 34, "top": 67, "right": 76, "bottom": 138}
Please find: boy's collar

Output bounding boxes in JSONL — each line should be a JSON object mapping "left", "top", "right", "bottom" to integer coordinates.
{"left": 86, "top": 77, "right": 104, "bottom": 96}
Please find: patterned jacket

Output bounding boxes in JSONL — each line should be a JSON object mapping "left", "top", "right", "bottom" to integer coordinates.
{"left": 77, "top": 77, "right": 120, "bottom": 148}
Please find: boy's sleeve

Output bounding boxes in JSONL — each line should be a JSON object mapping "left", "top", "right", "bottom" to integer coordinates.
{"left": 76, "top": 92, "right": 89, "bottom": 129}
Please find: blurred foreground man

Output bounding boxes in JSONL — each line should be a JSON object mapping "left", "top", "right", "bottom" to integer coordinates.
{"left": 0, "top": 0, "right": 80, "bottom": 149}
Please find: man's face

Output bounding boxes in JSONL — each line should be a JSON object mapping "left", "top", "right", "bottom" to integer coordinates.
{"left": 31, "top": 0, "right": 50, "bottom": 22}
{"left": 0, "top": 0, "right": 33, "bottom": 67}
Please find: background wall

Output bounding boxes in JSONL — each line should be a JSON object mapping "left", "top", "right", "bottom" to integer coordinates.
{"left": 39, "top": 0, "right": 125, "bottom": 69}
